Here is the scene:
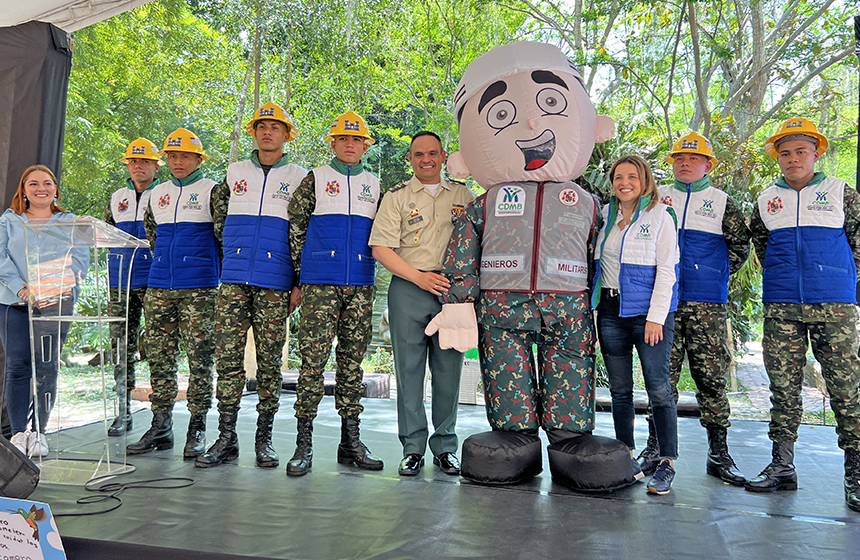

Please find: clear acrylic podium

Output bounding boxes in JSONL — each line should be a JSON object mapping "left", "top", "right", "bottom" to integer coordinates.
{"left": 23, "top": 215, "right": 149, "bottom": 483}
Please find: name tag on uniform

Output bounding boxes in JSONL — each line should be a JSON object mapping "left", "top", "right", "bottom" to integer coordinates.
{"left": 408, "top": 215, "right": 424, "bottom": 226}
{"left": 481, "top": 254, "right": 525, "bottom": 273}
{"left": 546, "top": 257, "right": 588, "bottom": 279}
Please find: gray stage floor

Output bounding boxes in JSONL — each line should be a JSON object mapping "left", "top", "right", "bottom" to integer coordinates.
{"left": 30, "top": 393, "right": 860, "bottom": 560}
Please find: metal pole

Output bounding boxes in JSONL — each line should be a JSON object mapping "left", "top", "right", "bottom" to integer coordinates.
{"left": 855, "top": 16, "right": 859, "bottom": 190}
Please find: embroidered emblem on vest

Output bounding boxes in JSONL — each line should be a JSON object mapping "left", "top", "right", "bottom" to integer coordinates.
{"left": 158, "top": 194, "right": 170, "bottom": 209}
{"left": 118, "top": 198, "right": 129, "bottom": 213}
{"left": 808, "top": 191, "right": 833, "bottom": 212}
{"left": 326, "top": 180, "right": 340, "bottom": 196}
{"left": 188, "top": 193, "right": 199, "bottom": 204}
{"left": 695, "top": 199, "right": 716, "bottom": 219}
{"left": 558, "top": 188, "right": 578, "bottom": 206}
{"left": 495, "top": 186, "right": 525, "bottom": 216}
{"left": 358, "top": 184, "right": 375, "bottom": 203}
{"left": 660, "top": 195, "right": 673, "bottom": 207}
{"left": 233, "top": 180, "right": 248, "bottom": 196}
{"left": 635, "top": 224, "right": 652, "bottom": 239}
{"left": 767, "top": 196, "right": 783, "bottom": 215}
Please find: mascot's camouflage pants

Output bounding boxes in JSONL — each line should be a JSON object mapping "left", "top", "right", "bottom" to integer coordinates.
{"left": 478, "top": 310, "right": 596, "bottom": 433}
{"left": 215, "top": 283, "right": 289, "bottom": 415}
{"left": 293, "top": 284, "right": 374, "bottom": 420}
{"left": 145, "top": 287, "right": 216, "bottom": 415}
{"left": 762, "top": 302, "right": 860, "bottom": 451}
{"left": 108, "top": 287, "right": 146, "bottom": 394}
{"left": 660, "top": 300, "right": 733, "bottom": 429}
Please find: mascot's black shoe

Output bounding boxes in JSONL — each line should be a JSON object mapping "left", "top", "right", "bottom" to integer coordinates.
{"left": 398, "top": 454, "right": 424, "bottom": 476}
{"left": 433, "top": 452, "right": 461, "bottom": 475}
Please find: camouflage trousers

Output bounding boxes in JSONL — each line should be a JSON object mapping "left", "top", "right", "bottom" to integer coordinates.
{"left": 108, "top": 287, "right": 147, "bottom": 393}
{"left": 293, "top": 284, "right": 374, "bottom": 420}
{"left": 145, "top": 287, "right": 216, "bottom": 414}
{"left": 762, "top": 302, "right": 860, "bottom": 451}
{"left": 215, "top": 283, "right": 289, "bottom": 415}
{"left": 478, "top": 311, "right": 596, "bottom": 433}
{"left": 663, "top": 300, "right": 733, "bottom": 428}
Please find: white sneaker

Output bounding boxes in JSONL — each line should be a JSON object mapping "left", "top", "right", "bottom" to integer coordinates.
{"left": 10, "top": 432, "right": 28, "bottom": 454}
{"left": 26, "top": 431, "right": 48, "bottom": 458}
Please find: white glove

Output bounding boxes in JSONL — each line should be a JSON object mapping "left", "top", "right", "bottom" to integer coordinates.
{"left": 424, "top": 303, "right": 478, "bottom": 353}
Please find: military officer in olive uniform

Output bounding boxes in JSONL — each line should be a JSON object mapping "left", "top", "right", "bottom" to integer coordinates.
{"left": 370, "top": 131, "right": 475, "bottom": 476}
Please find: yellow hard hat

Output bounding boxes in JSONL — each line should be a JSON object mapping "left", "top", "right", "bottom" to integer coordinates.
{"left": 664, "top": 131, "right": 719, "bottom": 168}
{"left": 764, "top": 118, "right": 829, "bottom": 158}
{"left": 159, "top": 128, "right": 209, "bottom": 161}
{"left": 245, "top": 102, "right": 298, "bottom": 142}
{"left": 120, "top": 138, "right": 165, "bottom": 166}
{"left": 323, "top": 110, "right": 375, "bottom": 145}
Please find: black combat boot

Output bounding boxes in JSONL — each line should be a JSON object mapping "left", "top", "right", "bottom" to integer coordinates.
{"left": 255, "top": 413, "right": 279, "bottom": 468}
{"left": 126, "top": 411, "right": 173, "bottom": 454}
{"left": 637, "top": 417, "right": 660, "bottom": 476}
{"left": 706, "top": 426, "right": 747, "bottom": 486}
{"left": 107, "top": 390, "right": 133, "bottom": 437}
{"left": 286, "top": 417, "right": 314, "bottom": 477}
{"left": 195, "top": 413, "right": 239, "bottom": 468}
{"left": 745, "top": 442, "right": 797, "bottom": 492}
{"left": 337, "top": 417, "right": 383, "bottom": 470}
{"left": 183, "top": 413, "right": 207, "bottom": 459}
{"left": 845, "top": 449, "right": 860, "bottom": 513}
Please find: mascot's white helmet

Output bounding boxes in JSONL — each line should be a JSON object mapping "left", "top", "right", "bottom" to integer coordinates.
{"left": 449, "top": 41, "right": 615, "bottom": 187}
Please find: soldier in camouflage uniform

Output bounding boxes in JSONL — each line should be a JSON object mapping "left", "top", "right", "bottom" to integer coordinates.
{"left": 196, "top": 103, "right": 306, "bottom": 469}
{"left": 636, "top": 132, "right": 751, "bottom": 485}
{"left": 285, "top": 110, "right": 383, "bottom": 476}
{"left": 126, "top": 128, "right": 219, "bottom": 459}
{"left": 103, "top": 138, "right": 162, "bottom": 436}
{"left": 746, "top": 118, "right": 860, "bottom": 513}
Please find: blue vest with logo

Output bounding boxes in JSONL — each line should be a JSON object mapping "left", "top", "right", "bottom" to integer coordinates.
{"left": 300, "top": 163, "right": 379, "bottom": 286}
{"left": 221, "top": 158, "right": 307, "bottom": 290}
{"left": 108, "top": 180, "right": 154, "bottom": 289}
{"left": 657, "top": 178, "right": 730, "bottom": 303}
{"left": 757, "top": 175, "right": 856, "bottom": 304}
{"left": 593, "top": 198, "right": 680, "bottom": 317}
{"left": 148, "top": 172, "right": 220, "bottom": 289}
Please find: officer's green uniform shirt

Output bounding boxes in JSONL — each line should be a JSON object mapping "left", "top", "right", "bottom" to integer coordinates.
{"left": 369, "top": 176, "right": 475, "bottom": 270}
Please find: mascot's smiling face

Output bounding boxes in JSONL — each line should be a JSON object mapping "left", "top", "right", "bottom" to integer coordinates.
{"left": 449, "top": 42, "right": 614, "bottom": 188}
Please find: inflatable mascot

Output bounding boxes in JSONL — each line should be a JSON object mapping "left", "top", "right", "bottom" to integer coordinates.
{"left": 425, "top": 41, "right": 638, "bottom": 490}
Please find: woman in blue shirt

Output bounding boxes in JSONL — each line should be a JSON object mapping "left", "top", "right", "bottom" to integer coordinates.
{"left": 0, "top": 165, "right": 85, "bottom": 457}
{"left": 592, "top": 155, "right": 680, "bottom": 494}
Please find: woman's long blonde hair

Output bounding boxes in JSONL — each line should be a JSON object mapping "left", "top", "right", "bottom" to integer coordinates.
{"left": 609, "top": 155, "right": 658, "bottom": 212}
{"left": 12, "top": 165, "right": 66, "bottom": 215}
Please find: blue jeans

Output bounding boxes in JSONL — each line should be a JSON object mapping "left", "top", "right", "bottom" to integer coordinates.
{"left": 0, "top": 303, "right": 70, "bottom": 434}
{"left": 597, "top": 292, "right": 678, "bottom": 459}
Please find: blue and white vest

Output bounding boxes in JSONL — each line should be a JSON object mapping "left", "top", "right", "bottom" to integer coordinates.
{"left": 757, "top": 176, "right": 856, "bottom": 304}
{"left": 658, "top": 181, "right": 729, "bottom": 303}
{"left": 300, "top": 164, "right": 379, "bottom": 286}
{"left": 593, "top": 199, "right": 680, "bottom": 317}
{"left": 107, "top": 180, "right": 154, "bottom": 289}
{"left": 222, "top": 159, "right": 307, "bottom": 290}
{"left": 480, "top": 182, "right": 595, "bottom": 293}
{"left": 148, "top": 175, "right": 220, "bottom": 289}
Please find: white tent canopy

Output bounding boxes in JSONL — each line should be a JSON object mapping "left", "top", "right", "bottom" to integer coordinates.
{"left": 1, "top": 0, "right": 152, "bottom": 32}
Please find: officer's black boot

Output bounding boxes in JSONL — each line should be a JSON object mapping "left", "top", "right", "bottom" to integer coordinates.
{"left": 286, "top": 417, "right": 313, "bottom": 477}
{"left": 254, "top": 412, "right": 279, "bottom": 468}
{"left": 637, "top": 417, "right": 660, "bottom": 476}
{"left": 195, "top": 413, "right": 239, "bottom": 468}
{"left": 705, "top": 426, "right": 747, "bottom": 486}
{"left": 107, "top": 390, "right": 133, "bottom": 437}
{"left": 844, "top": 448, "right": 860, "bottom": 512}
{"left": 745, "top": 442, "right": 798, "bottom": 492}
{"left": 126, "top": 411, "right": 173, "bottom": 454}
{"left": 337, "top": 417, "right": 383, "bottom": 470}
{"left": 183, "top": 413, "right": 207, "bottom": 459}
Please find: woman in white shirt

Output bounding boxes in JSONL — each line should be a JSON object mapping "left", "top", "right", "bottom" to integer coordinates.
{"left": 592, "top": 155, "right": 679, "bottom": 495}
